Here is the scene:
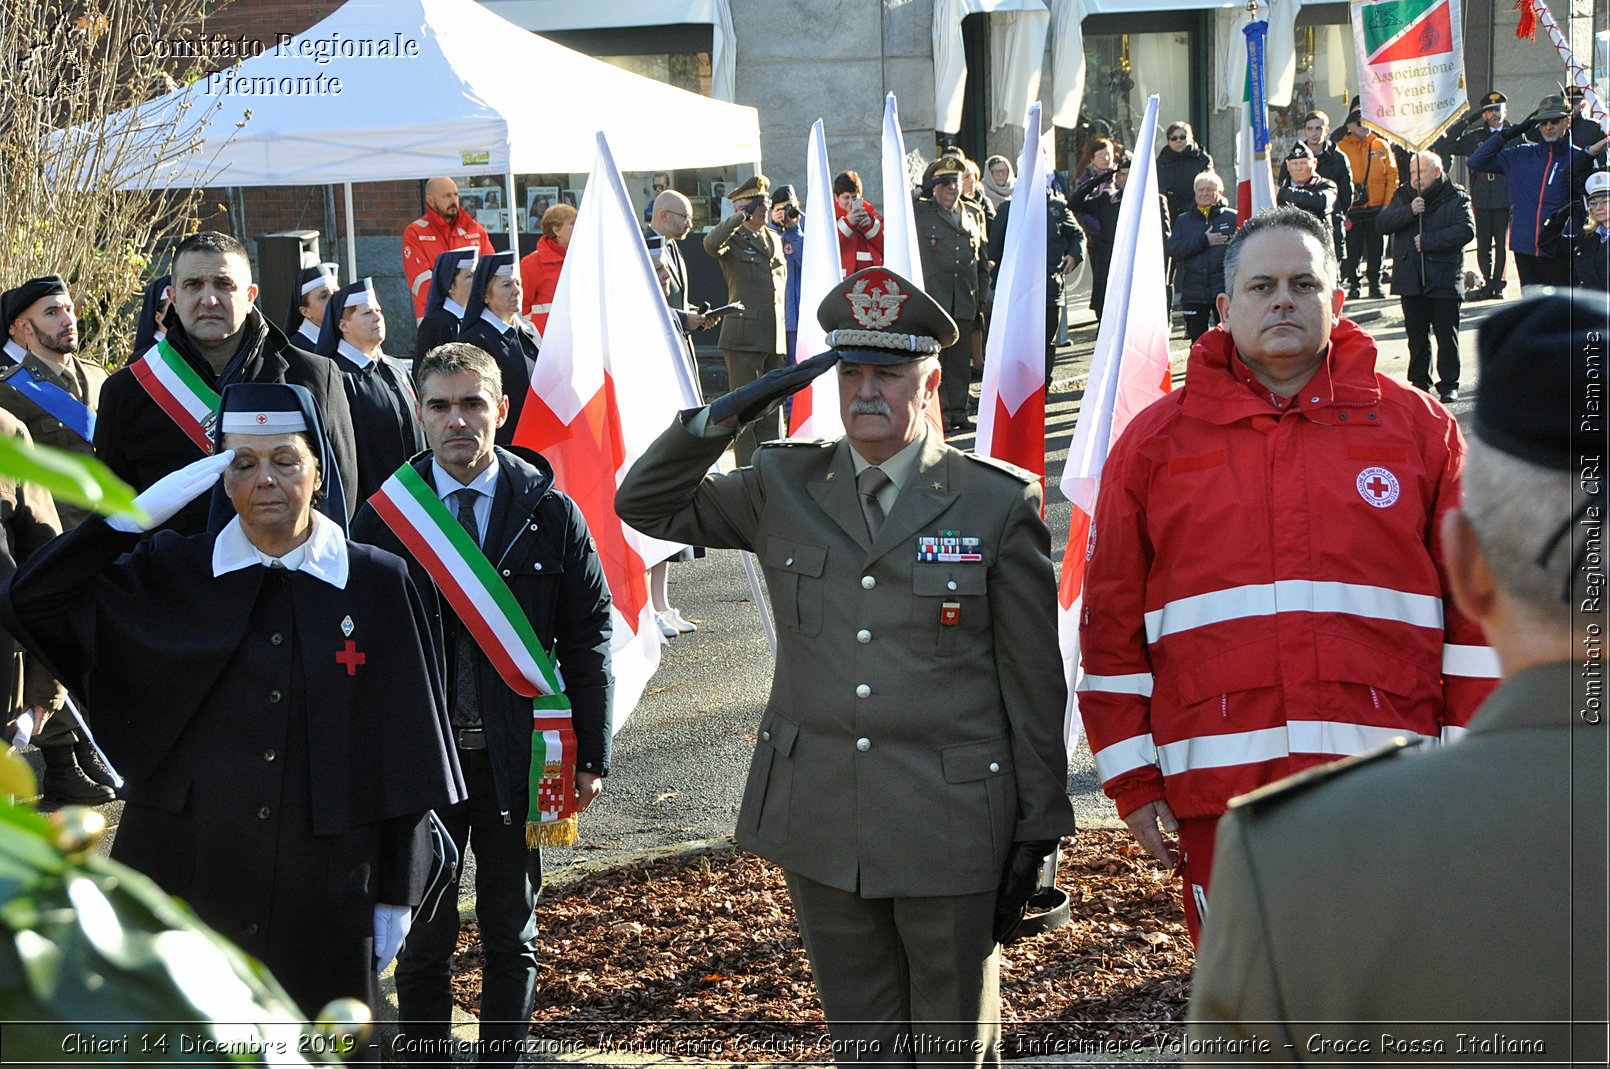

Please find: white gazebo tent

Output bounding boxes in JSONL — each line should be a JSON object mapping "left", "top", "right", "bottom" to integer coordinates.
{"left": 84, "top": 0, "right": 762, "bottom": 269}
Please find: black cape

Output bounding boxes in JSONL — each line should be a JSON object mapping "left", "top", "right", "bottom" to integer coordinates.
{"left": 331, "top": 348, "right": 427, "bottom": 501}
{"left": 0, "top": 519, "right": 464, "bottom": 1013}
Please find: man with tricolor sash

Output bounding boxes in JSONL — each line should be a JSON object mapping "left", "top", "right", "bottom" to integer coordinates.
{"left": 94, "top": 231, "right": 359, "bottom": 538}
{"left": 0, "top": 275, "right": 120, "bottom": 807}
{"left": 352, "top": 342, "right": 612, "bottom": 1068}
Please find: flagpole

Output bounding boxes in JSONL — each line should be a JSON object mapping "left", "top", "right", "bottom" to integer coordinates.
{"left": 1520, "top": 0, "right": 1610, "bottom": 132}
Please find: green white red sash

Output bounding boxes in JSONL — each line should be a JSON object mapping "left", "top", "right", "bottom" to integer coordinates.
{"left": 368, "top": 462, "right": 578, "bottom": 847}
{"left": 131, "top": 340, "right": 220, "bottom": 453}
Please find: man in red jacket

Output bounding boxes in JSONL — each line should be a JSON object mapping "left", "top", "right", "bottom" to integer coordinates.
{"left": 1078, "top": 206, "right": 1497, "bottom": 945}
{"left": 402, "top": 177, "right": 495, "bottom": 321}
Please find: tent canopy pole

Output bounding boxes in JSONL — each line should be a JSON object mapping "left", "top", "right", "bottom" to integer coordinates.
{"left": 505, "top": 170, "right": 520, "bottom": 261}
{"left": 343, "top": 182, "right": 358, "bottom": 281}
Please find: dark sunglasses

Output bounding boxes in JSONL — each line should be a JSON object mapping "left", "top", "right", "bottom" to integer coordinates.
{"left": 1168, "top": 134, "right": 1188, "bottom": 141}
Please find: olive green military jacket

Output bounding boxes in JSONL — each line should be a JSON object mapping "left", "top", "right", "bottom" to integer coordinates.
{"left": 1188, "top": 660, "right": 1607, "bottom": 1065}
{"left": 0, "top": 353, "right": 106, "bottom": 531}
{"left": 703, "top": 213, "right": 787, "bottom": 356}
{"left": 912, "top": 196, "right": 992, "bottom": 322}
{"left": 615, "top": 418, "right": 1076, "bottom": 898}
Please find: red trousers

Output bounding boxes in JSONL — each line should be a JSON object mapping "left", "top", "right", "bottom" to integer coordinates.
{"left": 1176, "top": 815, "right": 1220, "bottom": 947}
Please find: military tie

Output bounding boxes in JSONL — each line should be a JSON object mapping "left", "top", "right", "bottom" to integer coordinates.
{"left": 451, "top": 489, "right": 482, "bottom": 728}
{"left": 858, "top": 467, "right": 891, "bottom": 539}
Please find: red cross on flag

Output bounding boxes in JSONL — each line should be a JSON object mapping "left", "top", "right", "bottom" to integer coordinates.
{"left": 513, "top": 132, "right": 703, "bottom": 735}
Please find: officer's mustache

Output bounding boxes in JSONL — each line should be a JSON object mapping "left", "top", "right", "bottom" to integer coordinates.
{"left": 847, "top": 398, "right": 893, "bottom": 417}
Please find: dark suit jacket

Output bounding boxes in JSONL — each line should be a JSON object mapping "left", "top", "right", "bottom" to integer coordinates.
{"left": 351, "top": 446, "right": 614, "bottom": 820}
{"left": 616, "top": 419, "right": 1076, "bottom": 897}
{"left": 1189, "top": 661, "right": 1606, "bottom": 1061}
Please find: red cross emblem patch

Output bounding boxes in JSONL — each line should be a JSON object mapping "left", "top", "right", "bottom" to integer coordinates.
{"left": 1356, "top": 466, "right": 1400, "bottom": 509}
{"left": 255, "top": 413, "right": 269, "bottom": 425}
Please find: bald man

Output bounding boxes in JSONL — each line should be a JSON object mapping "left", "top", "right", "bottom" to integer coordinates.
{"left": 650, "top": 189, "right": 719, "bottom": 342}
{"left": 402, "top": 177, "right": 495, "bottom": 321}
{"left": 1378, "top": 150, "right": 1475, "bottom": 402}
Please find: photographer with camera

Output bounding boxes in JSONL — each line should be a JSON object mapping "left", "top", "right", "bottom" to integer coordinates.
{"left": 769, "top": 184, "right": 806, "bottom": 363}
{"left": 703, "top": 174, "right": 789, "bottom": 464}
{"left": 831, "top": 170, "right": 885, "bottom": 280}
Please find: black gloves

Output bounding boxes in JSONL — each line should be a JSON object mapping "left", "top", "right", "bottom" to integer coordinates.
{"left": 707, "top": 350, "right": 839, "bottom": 429}
{"left": 992, "top": 839, "right": 1059, "bottom": 945}
{"left": 1501, "top": 116, "right": 1538, "bottom": 143}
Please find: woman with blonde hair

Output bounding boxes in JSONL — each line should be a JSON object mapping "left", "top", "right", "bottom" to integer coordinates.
{"left": 518, "top": 202, "right": 578, "bottom": 335}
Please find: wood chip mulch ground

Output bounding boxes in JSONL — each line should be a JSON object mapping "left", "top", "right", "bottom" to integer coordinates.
{"left": 450, "top": 829, "right": 1192, "bottom": 1063}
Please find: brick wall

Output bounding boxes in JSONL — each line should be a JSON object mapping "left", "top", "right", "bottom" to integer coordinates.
{"left": 193, "top": 181, "right": 423, "bottom": 241}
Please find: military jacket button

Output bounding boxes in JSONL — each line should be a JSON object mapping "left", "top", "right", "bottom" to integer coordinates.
{"left": 856, "top": 684, "right": 871, "bottom": 698}
{"left": 268, "top": 690, "right": 282, "bottom": 704}
{"left": 263, "top": 749, "right": 277, "bottom": 762}
{"left": 856, "top": 737, "right": 871, "bottom": 751}
{"left": 989, "top": 762, "right": 1000, "bottom": 773}
{"left": 856, "top": 629, "right": 871, "bottom": 644}
{"left": 861, "top": 576, "right": 876, "bottom": 589}
{"left": 257, "top": 806, "right": 271, "bottom": 820}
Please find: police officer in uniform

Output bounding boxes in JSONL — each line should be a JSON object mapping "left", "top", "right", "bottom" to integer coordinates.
{"left": 616, "top": 267, "right": 1076, "bottom": 1067}
{"left": 1187, "top": 289, "right": 1608, "bottom": 1063}
{"left": 1447, "top": 91, "right": 1513, "bottom": 299}
{"left": 1565, "top": 83, "right": 1606, "bottom": 154}
{"left": 703, "top": 174, "right": 788, "bottom": 465}
{"left": 913, "top": 157, "right": 991, "bottom": 433}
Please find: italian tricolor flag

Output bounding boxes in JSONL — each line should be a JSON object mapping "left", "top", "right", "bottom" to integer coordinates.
{"left": 1235, "top": 18, "right": 1277, "bottom": 225}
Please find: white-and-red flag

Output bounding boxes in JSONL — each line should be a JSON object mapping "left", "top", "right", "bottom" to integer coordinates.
{"left": 1056, "top": 94, "right": 1173, "bottom": 754}
{"left": 878, "top": 92, "right": 944, "bottom": 436}
{"left": 974, "top": 101, "right": 1048, "bottom": 479}
{"left": 1235, "top": 17, "right": 1277, "bottom": 225}
{"left": 880, "top": 93, "right": 925, "bottom": 288}
{"left": 514, "top": 131, "right": 702, "bottom": 734}
{"left": 788, "top": 120, "right": 847, "bottom": 440}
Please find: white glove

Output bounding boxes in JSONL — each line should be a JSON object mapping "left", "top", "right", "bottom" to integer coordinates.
{"left": 373, "top": 902, "right": 413, "bottom": 973}
{"left": 108, "top": 450, "right": 235, "bottom": 533}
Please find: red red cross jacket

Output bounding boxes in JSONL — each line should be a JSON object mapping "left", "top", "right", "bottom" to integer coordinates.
{"left": 1078, "top": 319, "right": 1498, "bottom": 821}
{"left": 401, "top": 207, "right": 495, "bottom": 320}
{"left": 834, "top": 199, "right": 885, "bottom": 279}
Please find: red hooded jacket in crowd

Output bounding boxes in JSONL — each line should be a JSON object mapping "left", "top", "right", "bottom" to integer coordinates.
{"left": 518, "top": 236, "right": 567, "bottom": 335}
{"left": 1078, "top": 318, "right": 1498, "bottom": 824}
{"left": 834, "top": 198, "right": 885, "bottom": 278}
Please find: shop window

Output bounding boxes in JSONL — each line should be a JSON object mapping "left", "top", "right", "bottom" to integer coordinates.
{"left": 1268, "top": 23, "right": 1357, "bottom": 148}
{"left": 1059, "top": 31, "right": 1193, "bottom": 178}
